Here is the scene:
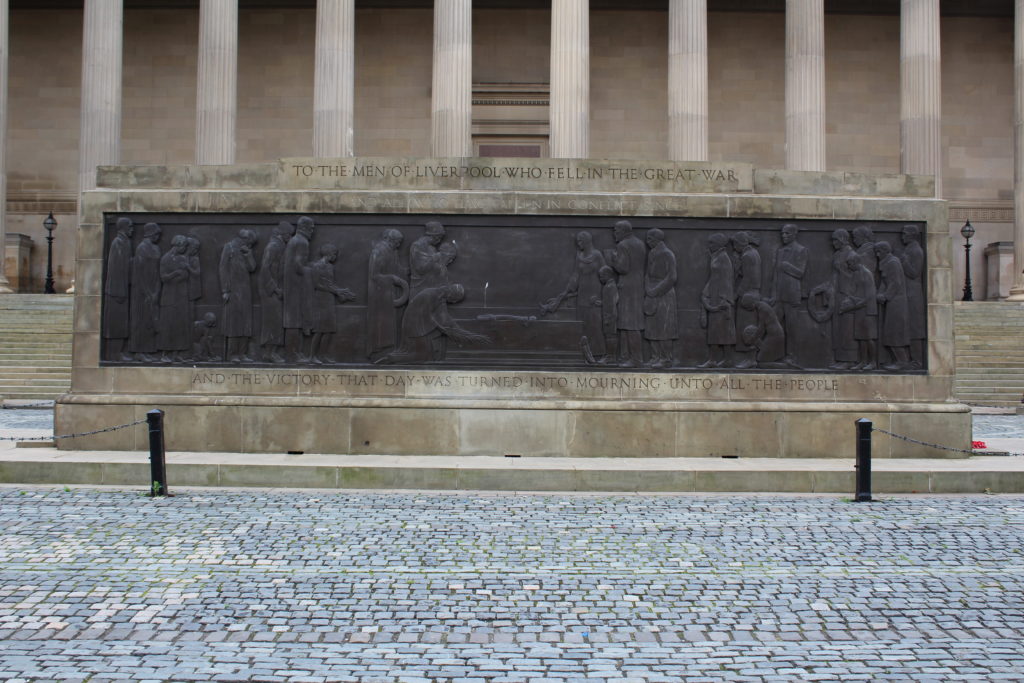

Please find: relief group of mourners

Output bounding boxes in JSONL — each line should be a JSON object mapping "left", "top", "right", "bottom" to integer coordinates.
{"left": 102, "top": 214, "right": 926, "bottom": 372}
{"left": 542, "top": 220, "right": 925, "bottom": 372}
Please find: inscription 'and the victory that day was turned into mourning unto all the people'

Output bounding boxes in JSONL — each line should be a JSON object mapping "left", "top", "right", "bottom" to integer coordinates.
{"left": 100, "top": 213, "right": 927, "bottom": 374}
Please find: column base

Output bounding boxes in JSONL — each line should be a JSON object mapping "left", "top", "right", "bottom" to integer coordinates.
{"left": 0, "top": 274, "right": 15, "bottom": 294}
{"left": 1006, "top": 285, "right": 1024, "bottom": 301}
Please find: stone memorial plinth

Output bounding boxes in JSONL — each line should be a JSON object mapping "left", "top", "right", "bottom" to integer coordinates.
{"left": 57, "top": 157, "right": 968, "bottom": 458}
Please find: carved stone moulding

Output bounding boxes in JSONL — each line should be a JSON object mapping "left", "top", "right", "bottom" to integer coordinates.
{"left": 99, "top": 212, "right": 928, "bottom": 374}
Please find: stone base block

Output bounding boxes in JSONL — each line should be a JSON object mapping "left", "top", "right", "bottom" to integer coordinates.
{"left": 54, "top": 399, "right": 971, "bottom": 459}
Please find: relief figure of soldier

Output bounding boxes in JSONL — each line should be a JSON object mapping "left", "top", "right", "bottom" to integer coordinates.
{"left": 103, "top": 217, "right": 134, "bottom": 361}
{"left": 220, "top": 228, "right": 258, "bottom": 363}
{"left": 875, "top": 240, "right": 911, "bottom": 371}
{"left": 541, "top": 231, "right": 607, "bottom": 362}
{"left": 128, "top": 222, "right": 162, "bottom": 362}
{"left": 768, "top": 223, "right": 807, "bottom": 368}
{"left": 642, "top": 228, "right": 677, "bottom": 369}
{"left": 410, "top": 220, "right": 456, "bottom": 298}
{"left": 259, "top": 221, "right": 294, "bottom": 363}
{"left": 310, "top": 243, "right": 355, "bottom": 364}
{"left": 157, "top": 234, "right": 192, "bottom": 362}
{"left": 367, "top": 228, "right": 409, "bottom": 360}
{"left": 409, "top": 220, "right": 457, "bottom": 360}
{"left": 605, "top": 220, "right": 646, "bottom": 367}
{"left": 186, "top": 236, "right": 202, "bottom": 322}
{"left": 284, "top": 216, "right": 316, "bottom": 362}
{"left": 900, "top": 224, "right": 926, "bottom": 368}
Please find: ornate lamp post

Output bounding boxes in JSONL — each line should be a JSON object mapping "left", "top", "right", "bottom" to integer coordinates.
{"left": 960, "top": 219, "right": 975, "bottom": 302}
{"left": 43, "top": 212, "right": 57, "bottom": 294}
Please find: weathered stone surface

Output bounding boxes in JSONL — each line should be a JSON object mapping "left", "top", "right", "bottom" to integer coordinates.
{"left": 63, "top": 159, "right": 965, "bottom": 456}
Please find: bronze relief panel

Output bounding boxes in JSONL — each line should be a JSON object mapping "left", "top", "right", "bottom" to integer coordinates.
{"left": 100, "top": 213, "right": 928, "bottom": 373}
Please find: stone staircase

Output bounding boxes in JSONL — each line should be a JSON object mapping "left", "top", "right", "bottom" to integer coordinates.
{"left": 954, "top": 301, "right": 1024, "bottom": 407}
{"left": 0, "top": 294, "right": 73, "bottom": 401}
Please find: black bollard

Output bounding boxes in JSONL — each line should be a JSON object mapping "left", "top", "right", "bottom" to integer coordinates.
{"left": 147, "top": 409, "right": 168, "bottom": 497}
{"left": 855, "top": 418, "right": 872, "bottom": 502}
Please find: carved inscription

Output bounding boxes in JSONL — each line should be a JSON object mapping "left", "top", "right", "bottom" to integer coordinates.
{"left": 100, "top": 213, "right": 927, "bottom": 374}
{"left": 289, "top": 162, "right": 740, "bottom": 184}
{"left": 191, "top": 371, "right": 839, "bottom": 393}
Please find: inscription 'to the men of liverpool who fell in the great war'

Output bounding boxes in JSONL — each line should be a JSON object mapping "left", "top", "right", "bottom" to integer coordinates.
{"left": 101, "top": 213, "right": 927, "bottom": 374}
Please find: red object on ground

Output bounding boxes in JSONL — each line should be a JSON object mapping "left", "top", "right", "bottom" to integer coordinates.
{"left": 972, "top": 440, "right": 987, "bottom": 449}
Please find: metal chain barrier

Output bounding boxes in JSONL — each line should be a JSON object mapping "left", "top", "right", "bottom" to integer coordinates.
{"left": 0, "top": 418, "right": 147, "bottom": 442}
{"left": 872, "top": 426, "right": 1024, "bottom": 457}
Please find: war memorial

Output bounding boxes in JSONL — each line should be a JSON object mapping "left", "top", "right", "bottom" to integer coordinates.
{"left": 53, "top": 155, "right": 969, "bottom": 459}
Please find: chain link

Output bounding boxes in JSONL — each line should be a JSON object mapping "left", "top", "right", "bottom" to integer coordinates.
{"left": 872, "top": 426, "right": 1023, "bottom": 457}
{"left": 0, "top": 418, "right": 147, "bottom": 442}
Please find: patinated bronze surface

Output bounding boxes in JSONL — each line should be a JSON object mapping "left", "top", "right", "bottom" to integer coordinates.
{"left": 99, "top": 213, "right": 928, "bottom": 373}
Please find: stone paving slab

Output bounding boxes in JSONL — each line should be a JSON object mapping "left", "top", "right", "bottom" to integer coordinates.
{"left": 2, "top": 411, "right": 1024, "bottom": 492}
{"left": 0, "top": 489, "right": 1023, "bottom": 680}
{"left": 2, "top": 442, "right": 1024, "bottom": 492}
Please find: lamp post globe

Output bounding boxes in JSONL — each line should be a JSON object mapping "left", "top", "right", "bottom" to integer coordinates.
{"left": 960, "top": 219, "right": 974, "bottom": 302}
{"left": 43, "top": 212, "right": 57, "bottom": 294}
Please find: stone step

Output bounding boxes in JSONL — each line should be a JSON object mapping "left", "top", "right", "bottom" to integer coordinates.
{"left": 953, "top": 379, "right": 1024, "bottom": 387}
{"left": 0, "top": 379, "right": 70, "bottom": 388}
{"left": 0, "top": 366, "right": 71, "bottom": 376}
{"left": 0, "top": 295, "right": 75, "bottom": 401}
{"left": 0, "top": 391, "right": 69, "bottom": 400}
{"left": 0, "top": 357, "right": 70, "bottom": 366}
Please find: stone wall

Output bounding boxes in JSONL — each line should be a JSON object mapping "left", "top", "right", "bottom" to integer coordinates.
{"left": 55, "top": 158, "right": 970, "bottom": 458}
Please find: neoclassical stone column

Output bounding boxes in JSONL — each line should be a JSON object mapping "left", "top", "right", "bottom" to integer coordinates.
{"left": 785, "top": 0, "right": 825, "bottom": 171}
{"left": 196, "top": 0, "right": 237, "bottom": 165}
{"left": 79, "top": 0, "right": 123, "bottom": 193}
{"left": 431, "top": 0, "right": 472, "bottom": 157}
{"left": 0, "top": 0, "right": 12, "bottom": 292}
{"left": 550, "top": 0, "right": 589, "bottom": 159}
{"left": 1007, "top": 0, "right": 1024, "bottom": 300}
{"left": 900, "top": 0, "right": 942, "bottom": 197}
{"left": 668, "top": 0, "right": 708, "bottom": 161}
{"left": 314, "top": 0, "right": 354, "bottom": 158}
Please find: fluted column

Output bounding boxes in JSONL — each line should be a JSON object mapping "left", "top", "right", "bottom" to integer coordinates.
{"left": 79, "top": 0, "right": 123, "bottom": 193}
{"left": 1007, "top": 0, "right": 1024, "bottom": 300}
{"left": 196, "top": 0, "right": 237, "bottom": 165}
{"left": 314, "top": 0, "right": 354, "bottom": 157}
{"left": 431, "top": 0, "right": 472, "bottom": 157}
{"left": 0, "top": 0, "right": 11, "bottom": 292}
{"left": 668, "top": 0, "right": 707, "bottom": 161}
{"left": 900, "top": 0, "right": 941, "bottom": 197}
{"left": 550, "top": 0, "right": 589, "bottom": 159}
{"left": 785, "top": 0, "right": 825, "bottom": 171}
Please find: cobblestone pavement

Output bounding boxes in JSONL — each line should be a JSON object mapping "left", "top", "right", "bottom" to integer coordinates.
{"left": 1, "top": 489, "right": 1023, "bottom": 681}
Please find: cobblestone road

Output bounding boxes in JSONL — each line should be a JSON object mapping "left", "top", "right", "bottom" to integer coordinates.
{"left": 1, "top": 489, "right": 1023, "bottom": 681}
